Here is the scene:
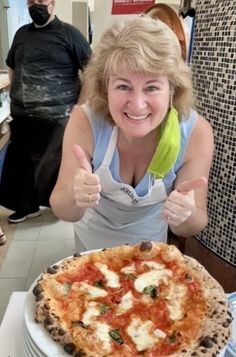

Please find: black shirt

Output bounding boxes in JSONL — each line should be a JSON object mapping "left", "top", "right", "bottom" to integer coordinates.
{"left": 6, "top": 17, "right": 91, "bottom": 122}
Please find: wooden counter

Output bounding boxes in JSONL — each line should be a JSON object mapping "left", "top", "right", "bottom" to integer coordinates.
{"left": 0, "top": 72, "right": 10, "bottom": 90}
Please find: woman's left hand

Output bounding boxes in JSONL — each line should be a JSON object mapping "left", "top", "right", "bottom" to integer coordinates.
{"left": 162, "top": 177, "right": 207, "bottom": 226}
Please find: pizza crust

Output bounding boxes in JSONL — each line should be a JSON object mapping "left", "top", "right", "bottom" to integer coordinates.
{"left": 32, "top": 241, "right": 232, "bottom": 356}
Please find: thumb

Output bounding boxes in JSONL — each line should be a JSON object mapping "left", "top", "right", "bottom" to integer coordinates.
{"left": 177, "top": 177, "right": 208, "bottom": 193}
{"left": 72, "top": 144, "right": 92, "bottom": 173}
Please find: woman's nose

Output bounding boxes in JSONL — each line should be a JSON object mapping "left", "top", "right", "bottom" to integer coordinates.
{"left": 128, "top": 91, "right": 147, "bottom": 111}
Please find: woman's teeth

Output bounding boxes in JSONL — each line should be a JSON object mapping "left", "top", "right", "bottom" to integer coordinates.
{"left": 126, "top": 113, "right": 149, "bottom": 120}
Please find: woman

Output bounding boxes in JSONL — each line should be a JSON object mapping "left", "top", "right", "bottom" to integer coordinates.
{"left": 50, "top": 16, "right": 214, "bottom": 252}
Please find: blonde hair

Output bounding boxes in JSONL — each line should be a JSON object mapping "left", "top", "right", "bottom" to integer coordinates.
{"left": 84, "top": 15, "right": 194, "bottom": 121}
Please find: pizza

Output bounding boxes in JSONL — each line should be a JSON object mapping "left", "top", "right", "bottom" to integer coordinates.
{"left": 32, "top": 241, "right": 232, "bottom": 356}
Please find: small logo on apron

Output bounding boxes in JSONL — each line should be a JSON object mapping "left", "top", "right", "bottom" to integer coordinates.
{"left": 120, "top": 187, "right": 138, "bottom": 205}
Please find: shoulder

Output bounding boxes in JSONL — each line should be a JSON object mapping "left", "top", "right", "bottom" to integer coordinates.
{"left": 65, "top": 104, "right": 94, "bottom": 158}
{"left": 13, "top": 23, "right": 31, "bottom": 39}
{"left": 192, "top": 113, "right": 214, "bottom": 143}
{"left": 60, "top": 20, "right": 87, "bottom": 40}
{"left": 185, "top": 113, "right": 214, "bottom": 161}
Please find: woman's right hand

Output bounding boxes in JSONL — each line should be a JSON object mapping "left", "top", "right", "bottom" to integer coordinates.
{"left": 72, "top": 145, "right": 101, "bottom": 207}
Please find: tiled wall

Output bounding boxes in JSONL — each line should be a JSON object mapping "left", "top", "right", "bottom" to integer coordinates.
{"left": 191, "top": 0, "right": 236, "bottom": 266}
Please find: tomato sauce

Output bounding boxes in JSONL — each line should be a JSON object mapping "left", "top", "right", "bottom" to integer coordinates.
{"left": 56, "top": 263, "right": 104, "bottom": 285}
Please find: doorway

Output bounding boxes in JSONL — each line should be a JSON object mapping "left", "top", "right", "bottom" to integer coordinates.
{"left": 0, "top": 0, "right": 30, "bottom": 69}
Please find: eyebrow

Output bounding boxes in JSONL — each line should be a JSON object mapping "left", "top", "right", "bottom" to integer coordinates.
{"left": 112, "top": 77, "right": 165, "bottom": 85}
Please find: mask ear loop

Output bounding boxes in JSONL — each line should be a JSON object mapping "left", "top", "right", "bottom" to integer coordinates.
{"left": 169, "top": 87, "right": 174, "bottom": 110}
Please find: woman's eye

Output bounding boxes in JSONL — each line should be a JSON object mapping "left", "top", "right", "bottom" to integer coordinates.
{"left": 146, "top": 86, "right": 160, "bottom": 92}
{"left": 116, "top": 84, "right": 130, "bottom": 91}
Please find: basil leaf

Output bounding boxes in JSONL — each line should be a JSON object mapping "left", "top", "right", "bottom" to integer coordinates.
{"left": 63, "top": 283, "right": 71, "bottom": 295}
{"left": 109, "top": 329, "right": 124, "bottom": 345}
{"left": 143, "top": 285, "right": 157, "bottom": 299}
{"left": 100, "top": 304, "right": 111, "bottom": 314}
{"left": 94, "top": 280, "right": 104, "bottom": 288}
{"left": 167, "top": 331, "right": 178, "bottom": 344}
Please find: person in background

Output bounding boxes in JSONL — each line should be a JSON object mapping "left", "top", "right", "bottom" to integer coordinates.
{"left": 0, "top": 225, "right": 6, "bottom": 245}
{"left": 50, "top": 16, "right": 214, "bottom": 252}
{"left": 0, "top": 0, "right": 91, "bottom": 223}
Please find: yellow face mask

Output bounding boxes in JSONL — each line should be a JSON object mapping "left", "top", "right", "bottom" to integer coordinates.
{"left": 148, "top": 107, "right": 181, "bottom": 179}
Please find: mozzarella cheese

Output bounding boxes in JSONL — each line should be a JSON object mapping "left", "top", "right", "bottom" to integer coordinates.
{"left": 127, "top": 317, "right": 165, "bottom": 351}
{"left": 167, "top": 299, "right": 185, "bottom": 321}
{"left": 82, "top": 302, "right": 100, "bottom": 325}
{"left": 116, "top": 291, "right": 134, "bottom": 314}
{"left": 77, "top": 282, "right": 108, "bottom": 298}
{"left": 141, "top": 261, "right": 165, "bottom": 270}
{"left": 134, "top": 269, "right": 172, "bottom": 293}
{"left": 95, "top": 263, "right": 120, "bottom": 288}
{"left": 93, "top": 322, "right": 112, "bottom": 354}
{"left": 120, "top": 263, "right": 136, "bottom": 274}
{"left": 165, "top": 283, "right": 187, "bottom": 321}
{"left": 166, "top": 282, "right": 187, "bottom": 301}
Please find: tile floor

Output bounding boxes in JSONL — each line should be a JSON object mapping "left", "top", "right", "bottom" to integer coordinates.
{"left": 0, "top": 207, "right": 75, "bottom": 322}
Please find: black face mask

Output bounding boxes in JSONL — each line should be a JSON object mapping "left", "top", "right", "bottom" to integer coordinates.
{"left": 29, "top": 3, "right": 51, "bottom": 26}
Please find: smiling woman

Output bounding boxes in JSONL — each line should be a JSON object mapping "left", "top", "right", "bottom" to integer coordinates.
{"left": 49, "top": 15, "right": 214, "bottom": 253}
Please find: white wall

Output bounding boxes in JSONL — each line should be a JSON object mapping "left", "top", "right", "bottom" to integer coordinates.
{"left": 92, "top": 0, "right": 180, "bottom": 46}
{"left": 55, "top": 0, "right": 181, "bottom": 46}
{"left": 55, "top": 0, "right": 72, "bottom": 24}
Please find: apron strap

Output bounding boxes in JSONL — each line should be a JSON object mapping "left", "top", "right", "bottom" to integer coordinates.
{"left": 102, "top": 126, "right": 118, "bottom": 167}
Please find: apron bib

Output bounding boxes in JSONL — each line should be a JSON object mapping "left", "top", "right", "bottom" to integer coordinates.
{"left": 74, "top": 127, "right": 168, "bottom": 251}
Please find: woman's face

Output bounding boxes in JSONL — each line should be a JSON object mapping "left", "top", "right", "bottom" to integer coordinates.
{"left": 108, "top": 67, "right": 171, "bottom": 139}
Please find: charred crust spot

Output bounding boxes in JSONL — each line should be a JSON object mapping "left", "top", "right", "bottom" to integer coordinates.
{"left": 35, "top": 294, "right": 43, "bottom": 301}
{"left": 191, "top": 353, "right": 197, "bottom": 356}
{"left": 102, "top": 248, "right": 107, "bottom": 251}
{"left": 227, "top": 310, "right": 233, "bottom": 318}
{"left": 73, "top": 252, "right": 82, "bottom": 257}
{"left": 75, "top": 350, "right": 87, "bottom": 357}
{"left": 43, "top": 303, "right": 50, "bottom": 310}
{"left": 44, "top": 317, "right": 54, "bottom": 325}
{"left": 218, "top": 301, "right": 226, "bottom": 305}
{"left": 200, "top": 336, "right": 214, "bottom": 348}
{"left": 72, "top": 320, "right": 87, "bottom": 328}
{"left": 139, "top": 241, "right": 153, "bottom": 251}
{"left": 64, "top": 343, "right": 76, "bottom": 354}
{"left": 47, "top": 266, "right": 58, "bottom": 274}
{"left": 222, "top": 321, "right": 230, "bottom": 328}
{"left": 32, "top": 284, "right": 42, "bottom": 296}
{"left": 58, "top": 328, "right": 66, "bottom": 336}
{"left": 52, "top": 265, "right": 59, "bottom": 270}
{"left": 184, "top": 273, "right": 193, "bottom": 281}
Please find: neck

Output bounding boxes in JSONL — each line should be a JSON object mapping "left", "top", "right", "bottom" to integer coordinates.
{"left": 118, "top": 128, "right": 157, "bottom": 153}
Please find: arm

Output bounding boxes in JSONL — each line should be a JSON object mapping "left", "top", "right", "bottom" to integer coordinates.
{"left": 163, "top": 114, "right": 214, "bottom": 237}
{"left": 8, "top": 68, "right": 14, "bottom": 88}
{"left": 50, "top": 105, "right": 101, "bottom": 221}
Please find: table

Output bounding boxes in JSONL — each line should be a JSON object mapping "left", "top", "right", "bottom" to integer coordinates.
{"left": 0, "top": 292, "right": 233, "bottom": 357}
{"left": 0, "top": 292, "right": 26, "bottom": 357}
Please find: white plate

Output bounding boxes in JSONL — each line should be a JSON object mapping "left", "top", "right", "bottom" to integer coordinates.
{"left": 24, "top": 322, "right": 46, "bottom": 357}
{"left": 24, "top": 254, "right": 236, "bottom": 357}
{"left": 226, "top": 292, "right": 236, "bottom": 356}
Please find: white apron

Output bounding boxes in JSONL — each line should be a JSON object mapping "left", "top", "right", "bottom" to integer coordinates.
{"left": 74, "top": 127, "right": 168, "bottom": 252}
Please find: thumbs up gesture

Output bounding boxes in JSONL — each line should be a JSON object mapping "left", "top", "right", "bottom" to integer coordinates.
{"left": 72, "top": 145, "right": 101, "bottom": 207}
{"left": 163, "top": 177, "right": 208, "bottom": 226}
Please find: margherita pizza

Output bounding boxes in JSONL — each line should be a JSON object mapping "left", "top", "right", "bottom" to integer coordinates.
{"left": 33, "top": 241, "right": 232, "bottom": 356}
